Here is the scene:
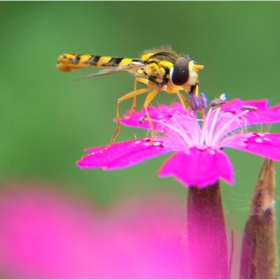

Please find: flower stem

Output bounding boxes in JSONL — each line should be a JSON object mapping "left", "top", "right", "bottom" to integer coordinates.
{"left": 240, "top": 159, "right": 278, "bottom": 279}
{"left": 186, "top": 182, "right": 228, "bottom": 278}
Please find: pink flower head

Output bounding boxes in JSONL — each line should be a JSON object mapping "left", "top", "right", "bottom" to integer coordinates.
{"left": 0, "top": 185, "right": 187, "bottom": 278}
{"left": 77, "top": 98, "right": 280, "bottom": 188}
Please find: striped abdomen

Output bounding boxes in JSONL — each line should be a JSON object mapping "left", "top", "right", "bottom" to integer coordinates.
{"left": 57, "top": 53, "right": 140, "bottom": 72}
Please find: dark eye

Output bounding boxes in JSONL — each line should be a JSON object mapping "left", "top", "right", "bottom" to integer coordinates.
{"left": 170, "top": 56, "right": 191, "bottom": 85}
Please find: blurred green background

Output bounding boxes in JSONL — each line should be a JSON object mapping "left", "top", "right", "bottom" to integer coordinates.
{"left": 1, "top": 1, "right": 280, "bottom": 267}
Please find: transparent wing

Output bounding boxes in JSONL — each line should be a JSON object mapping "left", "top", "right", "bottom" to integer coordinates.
{"left": 74, "top": 61, "right": 145, "bottom": 81}
{"left": 143, "top": 44, "right": 173, "bottom": 54}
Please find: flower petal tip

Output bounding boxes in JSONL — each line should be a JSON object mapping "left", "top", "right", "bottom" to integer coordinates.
{"left": 158, "top": 148, "right": 234, "bottom": 188}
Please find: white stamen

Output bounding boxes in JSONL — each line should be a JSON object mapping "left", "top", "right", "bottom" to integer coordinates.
{"left": 210, "top": 109, "right": 252, "bottom": 145}
{"left": 152, "top": 118, "right": 194, "bottom": 147}
{"left": 200, "top": 107, "right": 214, "bottom": 146}
{"left": 207, "top": 107, "right": 221, "bottom": 145}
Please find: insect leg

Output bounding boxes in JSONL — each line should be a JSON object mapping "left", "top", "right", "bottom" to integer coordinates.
{"left": 108, "top": 86, "right": 155, "bottom": 148}
{"left": 173, "top": 89, "right": 190, "bottom": 109}
{"left": 130, "top": 78, "right": 150, "bottom": 118}
{"left": 143, "top": 88, "right": 159, "bottom": 143}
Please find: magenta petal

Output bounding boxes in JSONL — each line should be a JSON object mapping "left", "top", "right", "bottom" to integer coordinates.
{"left": 215, "top": 99, "right": 280, "bottom": 136}
{"left": 120, "top": 107, "right": 151, "bottom": 130}
{"left": 77, "top": 137, "right": 176, "bottom": 170}
{"left": 220, "top": 132, "right": 280, "bottom": 161}
{"left": 158, "top": 147, "right": 234, "bottom": 188}
{"left": 120, "top": 103, "right": 193, "bottom": 132}
{"left": 240, "top": 101, "right": 280, "bottom": 125}
{"left": 220, "top": 98, "right": 268, "bottom": 113}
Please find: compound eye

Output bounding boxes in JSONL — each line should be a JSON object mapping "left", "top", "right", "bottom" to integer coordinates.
{"left": 170, "top": 56, "right": 191, "bottom": 85}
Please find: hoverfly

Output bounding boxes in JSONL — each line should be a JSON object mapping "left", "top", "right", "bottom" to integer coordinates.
{"left": 57, "top": 45, "right": 205, "bottom": 147}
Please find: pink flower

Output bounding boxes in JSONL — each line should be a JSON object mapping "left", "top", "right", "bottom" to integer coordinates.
{"left": 0, "top": 184, "right": 188, "bottom": 278}
{"left": 77, "top": 98, "right": 280, "bottom": 188}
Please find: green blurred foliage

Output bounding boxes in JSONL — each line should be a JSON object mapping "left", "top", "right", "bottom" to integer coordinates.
{"left": 0, "top": 2, "right": 280, "bottom": 237}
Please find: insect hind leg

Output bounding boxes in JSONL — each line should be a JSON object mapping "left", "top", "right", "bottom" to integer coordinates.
{"left": 106, "top": 85, "right": 156, "bottom": 150}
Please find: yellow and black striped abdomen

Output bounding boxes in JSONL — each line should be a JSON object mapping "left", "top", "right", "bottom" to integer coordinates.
{"left": 57, "top": 53, "right": 140, "bottom": 72}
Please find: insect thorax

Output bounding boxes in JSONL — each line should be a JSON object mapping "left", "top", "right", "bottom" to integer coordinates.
{"left": 138, "top": 60, "right": 172, "bottom": 86}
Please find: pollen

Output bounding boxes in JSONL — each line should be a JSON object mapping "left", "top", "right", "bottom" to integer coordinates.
{"left": 144, "top": 141, "right": 152, "bottom": 146}
{"left": 153, "top": 141, "right": 164, "bottom": 147}
{"left": 157, "top": 114, "right": 164, "bottom": 119}
{"left": 256, "top": 133, "right": 265, "bottom": 137}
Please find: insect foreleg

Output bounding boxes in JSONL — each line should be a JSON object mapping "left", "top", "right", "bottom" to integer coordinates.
{"left": 173, "top": 89, "right": 189, "bottom": 109}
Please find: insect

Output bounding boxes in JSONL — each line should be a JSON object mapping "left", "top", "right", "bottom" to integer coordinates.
{"left": 210, "top": 93, "right": 228, "bottom": 107}
{"left": 57, "top": 45, "right": 205, "bottom": 148}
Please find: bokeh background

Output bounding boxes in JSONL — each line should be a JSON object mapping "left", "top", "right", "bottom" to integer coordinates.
{"left": 0, "top": 1, "right": 279, "bottom": 277}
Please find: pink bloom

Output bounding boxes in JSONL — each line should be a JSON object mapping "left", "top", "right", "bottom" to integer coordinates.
{"left": 0, "top": 184, "right": 188, "bottom": 278}
{"left": 77, "top": 99, "right": 280, "bottom": 188}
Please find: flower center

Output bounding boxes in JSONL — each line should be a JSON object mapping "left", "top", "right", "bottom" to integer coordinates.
{"left": 209, "top": 108, "right": 251, "bottom": 146}
{"left": 151, "top": 104, "right": 255, "bottom": 150}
